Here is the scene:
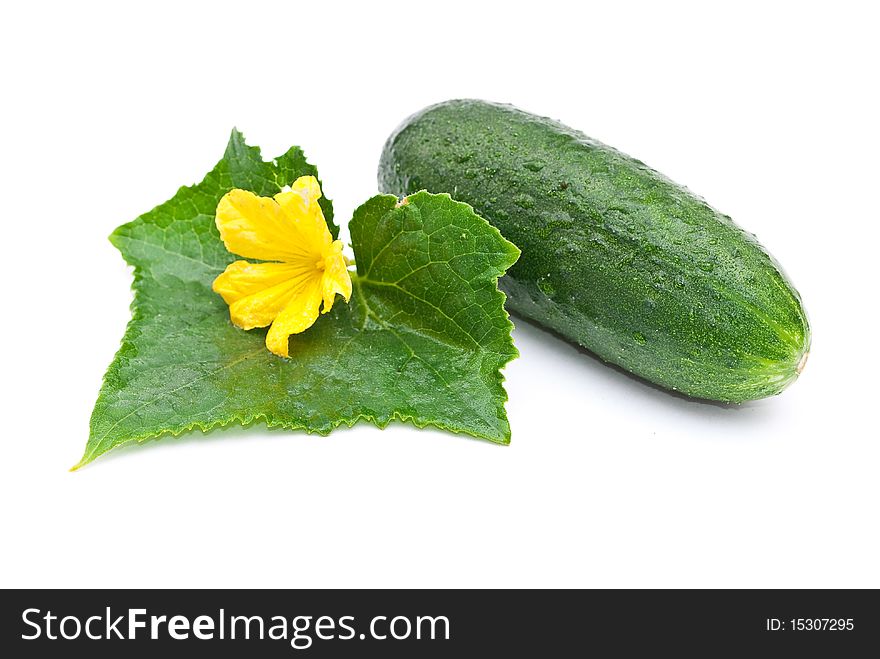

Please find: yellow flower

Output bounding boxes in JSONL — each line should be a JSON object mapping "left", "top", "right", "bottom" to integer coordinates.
{"left": 212, "top": 176, "right": 352, "bottom": 357}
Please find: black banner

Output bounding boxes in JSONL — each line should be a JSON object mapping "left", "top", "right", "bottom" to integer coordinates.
{"left": 1, "top": 589, "right": 877, "bottom": 656}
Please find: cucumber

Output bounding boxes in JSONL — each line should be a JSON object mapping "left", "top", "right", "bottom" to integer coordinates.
{"left": 378, "top": 100, "right": 810, "bottom": 402}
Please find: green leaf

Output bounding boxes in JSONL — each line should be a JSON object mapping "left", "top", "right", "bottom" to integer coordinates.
{"left": 76, "top": 132, "right": 520, "bottom": 468}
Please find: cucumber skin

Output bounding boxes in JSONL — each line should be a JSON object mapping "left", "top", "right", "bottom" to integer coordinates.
{"left": 378, "top": 100, "right": 810, "bottom": 402}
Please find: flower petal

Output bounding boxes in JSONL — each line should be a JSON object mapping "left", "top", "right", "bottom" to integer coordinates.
{"left": 216, "top": 189, "right": 315, "bottom": 262}
{"left": 266, "top": 277, "right": 324, "bottom": 357}
{"left": 276, "top": 175, "right": 323, "bottom": 215}
{"left": 274, "top": 176, "right": 333, "bottom": 254}
{"left": 213, "top": 261, "right": 314, "bottom": 329}
{"left": 321, "top": 240, "right": 353, "bottom": 313}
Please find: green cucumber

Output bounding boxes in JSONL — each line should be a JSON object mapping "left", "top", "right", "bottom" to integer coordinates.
{"left": 378, "top": 100, "right": 810, "bottom": 402}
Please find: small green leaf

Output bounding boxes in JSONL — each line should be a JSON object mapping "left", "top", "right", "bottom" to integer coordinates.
{"left": 76, "top": 132, "right": 520, "bottom": 468}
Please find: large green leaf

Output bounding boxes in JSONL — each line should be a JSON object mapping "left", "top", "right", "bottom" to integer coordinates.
{"left": 76, "top": 132, "right": 520, "bottom": 468}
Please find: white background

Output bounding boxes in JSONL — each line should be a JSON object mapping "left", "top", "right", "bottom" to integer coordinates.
{"left": 2, "top": 1, "right": 878, "bottom": 588}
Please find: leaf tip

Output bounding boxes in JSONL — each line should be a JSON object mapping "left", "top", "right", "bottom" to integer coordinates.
{"left": 107, "top": 227, "right": 124, "bottom": 249}
{"left": 505, "top": 239, "right": 522, "bottom": 263}
{"left": 224, "top": 127, "right": 249, "bottom": 160}
{"left": 70, "top": 446, "right": 98, "bottom": 472}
